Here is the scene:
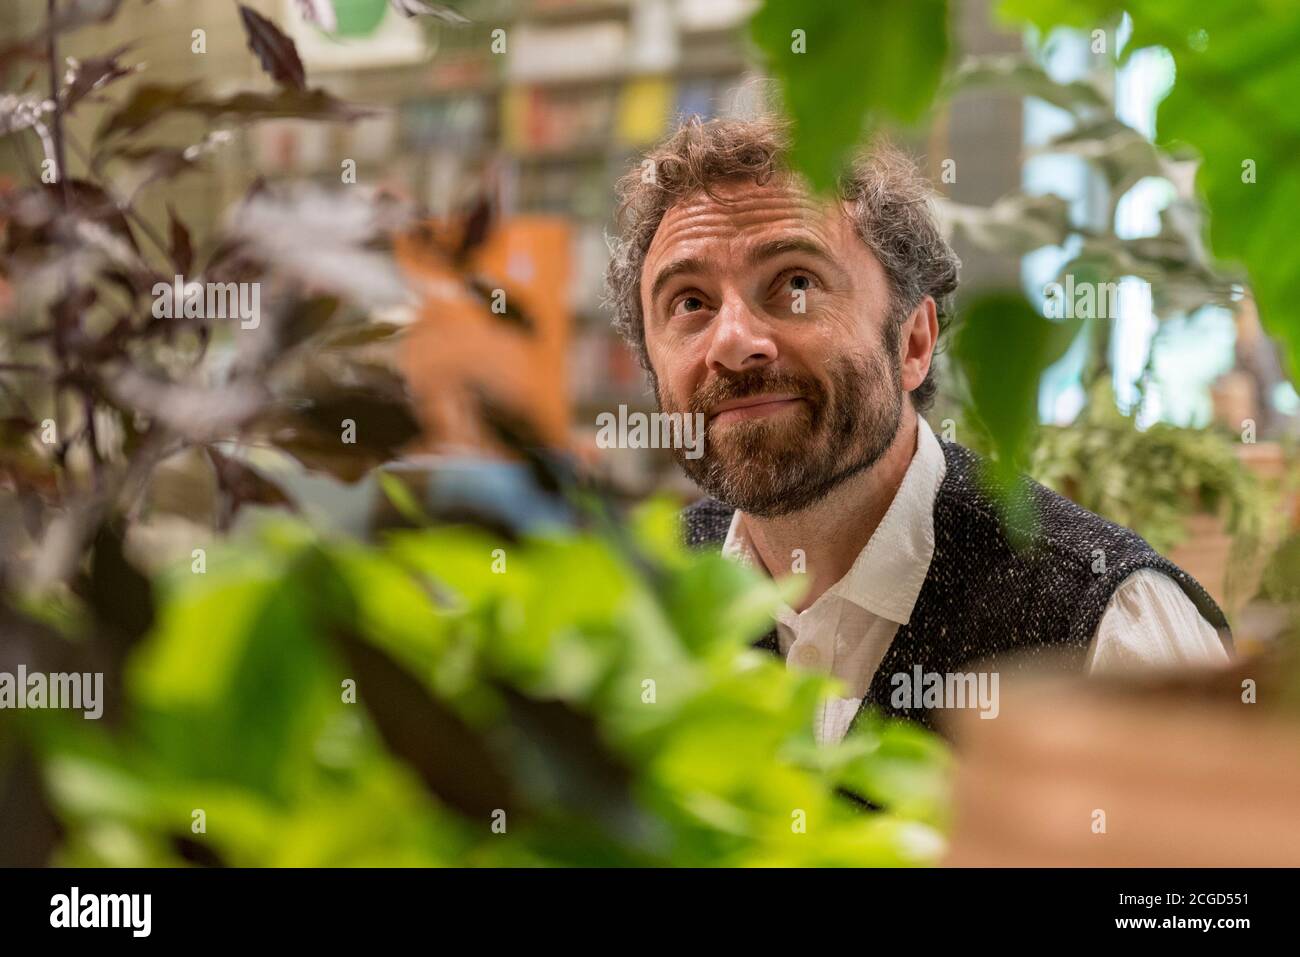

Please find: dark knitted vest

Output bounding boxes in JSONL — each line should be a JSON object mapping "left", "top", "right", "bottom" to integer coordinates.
{"left": 683, "top": 439, "right": 1231, "bottom": 736}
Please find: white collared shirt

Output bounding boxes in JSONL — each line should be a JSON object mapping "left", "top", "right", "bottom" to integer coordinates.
{"left": 721, "top": 416, "right": 1230, "bottom": 745}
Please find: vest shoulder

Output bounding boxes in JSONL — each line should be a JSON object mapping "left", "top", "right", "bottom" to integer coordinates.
{"left": 934, "top": 440, "right": 1229, "bottom": 632}
{"left": 681, "top": 497, "right": 734, "bottom": 548}
{"left": 937, "top": 440, "right": 1156, "bottom": 559}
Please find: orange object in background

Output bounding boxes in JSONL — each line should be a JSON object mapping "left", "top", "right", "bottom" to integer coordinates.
{"left": 395, "top": 216, "right": 573, "bottom": 455}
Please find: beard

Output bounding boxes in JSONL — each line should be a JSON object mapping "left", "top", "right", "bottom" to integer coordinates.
{"left": 657, "top": 322, "right": 905, "bottom": 518}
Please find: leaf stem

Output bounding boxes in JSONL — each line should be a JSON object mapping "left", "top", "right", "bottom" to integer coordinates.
{"left": 45, "top": 0, "right": 69, "bottom": 205}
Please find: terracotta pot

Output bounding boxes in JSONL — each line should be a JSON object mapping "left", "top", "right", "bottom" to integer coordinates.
{"left": 1164, "top": 442, "right": 1292, "bottom": 620}
{"left": 942, "top": 656, "right": 1300, "bottom": 866}
{"left": 1166, "top": 512, "right": 1238, "bottom": 611}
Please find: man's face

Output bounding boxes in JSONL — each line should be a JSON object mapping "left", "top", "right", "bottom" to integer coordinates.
{"left": 640, "top": 176, "right": 922, "bottom": 517}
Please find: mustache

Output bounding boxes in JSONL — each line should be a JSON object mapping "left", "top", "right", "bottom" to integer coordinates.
{"left": 687, "top": 368, "right": 824, "bottom": 416}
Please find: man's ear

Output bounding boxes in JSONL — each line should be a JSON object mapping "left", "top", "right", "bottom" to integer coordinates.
{"left": 899, "top": 295, "right": 939, "bottom": 394}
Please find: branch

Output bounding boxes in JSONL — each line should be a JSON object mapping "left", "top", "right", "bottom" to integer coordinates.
{"left": 45, "top": 0, "right": 70, "bottom": 206}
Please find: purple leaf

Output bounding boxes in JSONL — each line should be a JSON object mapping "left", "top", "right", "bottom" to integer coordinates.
{"left": 291, "top": 0, "right": 337, "bottom": 32}
{"left": 63, "top": 46, "right": 139, "bottom": 110}
{"left": 98, "top": 83, "right": 372, "bottom": 141}
{"left": 166, "top": 204, "right": 193, "bottom": 275}
{"left": 389, "top": 0, "right": 470, "bottom": 24}
{"left": 238, "top": 5, "right": 307, "bottom": 92}
{"left": 95, "top": 81, "right": 203, "bottom": 139}
{"left": 206, "top": 446, "right": 298, "bottom": 529}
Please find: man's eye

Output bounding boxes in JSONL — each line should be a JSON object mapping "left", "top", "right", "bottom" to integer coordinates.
{"left": 672, "top": 295, "right": 705, "bottom": 316}
{"left": 771, "top": 270, "right": 817, "bottom": 302}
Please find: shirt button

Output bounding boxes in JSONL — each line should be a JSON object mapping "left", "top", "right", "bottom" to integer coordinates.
{"left": 794, "top": 644, "right": 823, "bottom": 668}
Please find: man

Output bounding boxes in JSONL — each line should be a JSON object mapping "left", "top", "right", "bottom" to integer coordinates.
{"left": 604, "top": 115, "right": 1231, "bottom": 742}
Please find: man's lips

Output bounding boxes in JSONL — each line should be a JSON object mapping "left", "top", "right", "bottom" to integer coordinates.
{"left": 708, "top": 394, "right": 805, "bottom": 424}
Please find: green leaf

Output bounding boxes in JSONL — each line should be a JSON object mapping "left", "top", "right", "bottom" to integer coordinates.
{"left": 330, "top": 622, "right": 517, "bottom": 820}
{"left": 947, "top": 53, "right": 1109, "bottom": 114}
{"left": 33, "top": 506, "right": 955, "bottom": 865}
{"left": 833, "top": 713, "right": 952, "bottom": 826}
{"left": 751, "top": 0, "right": 949, "bottom": 192}
{"left": 952, "top": 292, "right": 1080, "bottom": 483}
{"left": 377, "top": 471, "right": 429, "bottom": 526}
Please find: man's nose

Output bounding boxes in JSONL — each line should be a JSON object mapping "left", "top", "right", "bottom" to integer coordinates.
{"left": 704, "top": 295, "right": 777, "bottom": 374}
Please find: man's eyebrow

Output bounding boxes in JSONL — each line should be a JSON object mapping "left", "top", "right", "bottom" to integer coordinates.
{"left": 646, "top": 238, "right": 835, "bottom": 306}
{"left": 648, "top": 256, "right": 709, "bottom": 305}
{"left": 745, "top": 237, "right": 834, "bottom": 267}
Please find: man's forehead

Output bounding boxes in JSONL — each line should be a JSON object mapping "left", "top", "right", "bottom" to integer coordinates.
{"left": 645, "top": 178, "right": 849, "bottom": 267}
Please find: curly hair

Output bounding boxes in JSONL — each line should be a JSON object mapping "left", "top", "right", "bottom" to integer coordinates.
{"left": 604, "top": 114, "right": 960, "bottom": 412}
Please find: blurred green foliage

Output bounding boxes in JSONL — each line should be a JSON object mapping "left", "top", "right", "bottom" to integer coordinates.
{"left": 750, "top": 0, "right": 949, "bottom": 193}
{"left": 20, "top": 501, "right": 949, "bottom": 867}
{"left": 1000, "top": 0, "right": 1300, "bottom": 389}
{"left": 754, "top": 0, "right": 1300, "bottom": 488}
{"left": 952, "top": 293, "right": 1081, "bottom": 491}
{"left": 1029, "top": 381, "right": 1269, "bottom": 556}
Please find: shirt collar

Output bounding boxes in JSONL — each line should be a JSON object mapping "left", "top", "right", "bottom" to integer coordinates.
{"left": 720, "top": 416, "right": 948, "bottom": 626}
